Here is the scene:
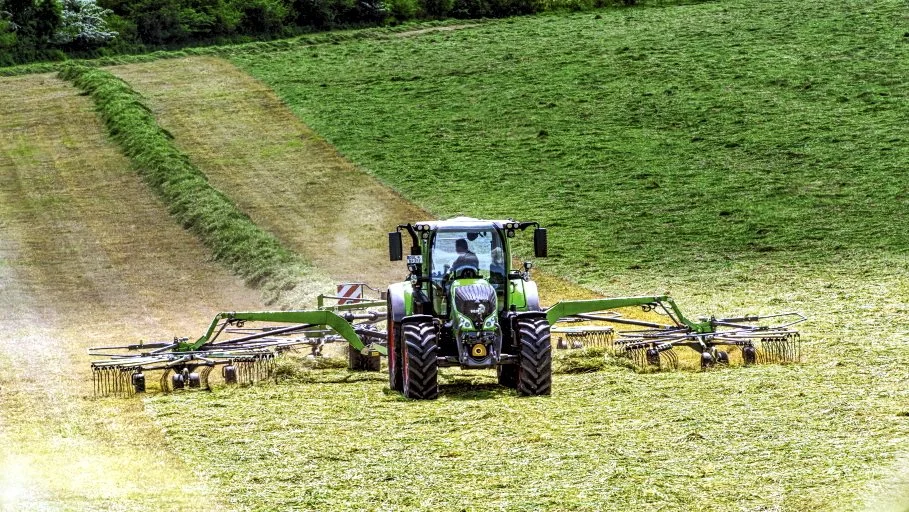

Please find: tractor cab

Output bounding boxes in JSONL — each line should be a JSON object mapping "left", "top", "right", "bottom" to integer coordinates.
{"left": 386, "top": 217, "right": 552, "bottom": 399}
{"left": 429, "top": 225, "right": 506, "bottom": 316}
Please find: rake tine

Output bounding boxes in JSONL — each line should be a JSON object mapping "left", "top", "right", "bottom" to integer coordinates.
{"left": 161, "top": 368, "right": 171, "bottom": 393}
{"left": 200, "top": 366, "right": 213, "bottom": 390}
{"left": 662, "top": 347, "right": 678, "bottom": 370}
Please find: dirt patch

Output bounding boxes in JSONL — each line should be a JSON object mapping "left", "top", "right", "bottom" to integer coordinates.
{"left": 0, "top": 73, "right": 262, "bottom": 510}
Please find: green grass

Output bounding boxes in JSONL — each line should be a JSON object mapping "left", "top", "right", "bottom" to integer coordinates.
{"left": 148, "top": 349, "right": 909, "bottom": 511}
{"left": 126, "top": 2, "right": 909, "bottom": 510}
{"left": 58, "top": 64, "right": 331, "bottom": 304}
{"left": 231, "top": 0, "right": 908, "bottom": 284}
{"left": 30, "top": 1, "right": 909, "bottom": 510}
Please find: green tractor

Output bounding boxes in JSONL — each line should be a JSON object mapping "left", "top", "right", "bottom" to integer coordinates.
{"left": 386, "top": 217, "right": 551, "bottom": 399}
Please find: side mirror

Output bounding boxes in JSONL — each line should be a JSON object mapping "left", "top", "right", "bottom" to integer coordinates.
{"left": 533, "top": 228, "right": 548, "bottom": 258}
{"left": 388, "top": 231, "right": 402, "bottom": 261}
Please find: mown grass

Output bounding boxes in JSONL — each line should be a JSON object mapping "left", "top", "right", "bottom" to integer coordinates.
{"left": 121, "top": 1, "right": 909, "bottom": 510}
{"left": 232, "top": 0, "right": 908, "bottom": 283}
{"left": 57, "top": 64, "right": 332, "bottom": 304}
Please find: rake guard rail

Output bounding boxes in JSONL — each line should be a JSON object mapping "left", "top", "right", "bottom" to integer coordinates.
{"left": 184, "top": 310, "right": 388, "bottom": 356}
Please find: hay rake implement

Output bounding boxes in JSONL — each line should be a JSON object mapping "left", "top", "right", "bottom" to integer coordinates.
{"left": 90, "top": 217, "right": 806, "bottom": 398}
{"left": 547, "top": 296, "right": 804, "bottom": 370}
{"left": 89, "top": 294, "right": 388, "bottom": 396}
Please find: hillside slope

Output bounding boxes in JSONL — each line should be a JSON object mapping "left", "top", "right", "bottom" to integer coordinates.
{"left": 232, "top": 0, "right": 909, "bottom": 287}
{"left": 0, "top": 74, "right": 262, "bottom": 510}
{"left": 111, "top": 57, "right": 431, "bottom": 290}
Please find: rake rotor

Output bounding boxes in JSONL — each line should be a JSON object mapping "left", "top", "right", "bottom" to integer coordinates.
{"left": 89, "top": 307, "right": 386, "bottom": 397}
{"left": 553, "top": 299, "right": 805, "bottom": 371}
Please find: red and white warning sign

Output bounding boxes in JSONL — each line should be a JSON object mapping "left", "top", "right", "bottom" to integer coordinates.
{"left": 336, "top": 283, "right": 364, "bottom": 305}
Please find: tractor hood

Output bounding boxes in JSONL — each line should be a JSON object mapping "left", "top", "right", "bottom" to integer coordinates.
{"left": 450, "top": 280, "right": 502, "bottom": 368}
{"left": 454, "top": 282, "right": 497, "bottom": 328}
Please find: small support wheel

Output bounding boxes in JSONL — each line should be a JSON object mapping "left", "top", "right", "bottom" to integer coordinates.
{"left": 131, "top": 371, "right": 146, "bottom": 393}
{"left": 497, "top": 364, "right": 518, "bottom": 389}
{"left": 517, "top": 318, "right": 552, "bottom": 396}
{"left": 223, "top": 364, "right": 238, "bottom": 384}
{"left": 171, "top": 372, "right": 185, "bottom": 390}
{"left": 402, "top": 321, "right": 438, "bottom": 400}
{"left": 646, "top": 348, "right": 660, "bottom": 367}
{"left": 700, "top": 351, "right": 715, "bottom": 369}
{"left": 187, "top": 372, "right": 202, "bottom": 388}
{"left": 743, "top": 345, "right": 757, "bottom": 365}
{"left": 348, "top": 344, "right": 381, "bottom": 372}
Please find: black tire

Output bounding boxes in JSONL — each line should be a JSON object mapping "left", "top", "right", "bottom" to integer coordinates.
{"left": 388, "top": 322, "right": 404, "bottom": 392}
{"left": 348, "top": 344, "right": 381, "bottom": 372}
{"left": 517, "top": 318, "right": 552, "bottom": 396}
{"left": 402, "top": 321, "right": 438, "bottom": 400}
{"left": 497, "top": 364, "right": 518, "bottom": 389}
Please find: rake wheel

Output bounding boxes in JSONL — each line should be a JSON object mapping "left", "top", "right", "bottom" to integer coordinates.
{"left": 497, "top": 364, "right": 518, "bottom": 389}
{"left": 402, "top": 321, "right": 438, "bottom": 400}
{"left": 348, "top": 344, "right": 381, "bottom": 372}
{"left": 517, "top": 318, "right": 552, "bottom": 396}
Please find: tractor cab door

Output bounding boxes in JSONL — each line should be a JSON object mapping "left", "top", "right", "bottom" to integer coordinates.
{"left": 429, "top": 229, "right": 506, "bottom": 316}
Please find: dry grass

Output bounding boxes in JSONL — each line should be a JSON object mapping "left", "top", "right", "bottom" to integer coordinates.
{"left": 0, "top": 73, "right": 265, "bottom": 510}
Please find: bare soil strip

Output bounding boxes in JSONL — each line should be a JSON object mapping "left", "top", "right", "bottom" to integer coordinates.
{"left": 0, "top": 74, "right": 262, "bottom": 510}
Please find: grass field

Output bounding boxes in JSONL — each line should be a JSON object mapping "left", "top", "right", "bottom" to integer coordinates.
{"left": 0, "top": 74, "right": 269, "bottom": 509}
{"left": 137, "top": 1, "right": 905, "bottom": 509}
{"left": 0, "top": 0, "right": 907, "bottom": 510}
{"left": 232, "top": 0, "right": 908, "bottom": 284}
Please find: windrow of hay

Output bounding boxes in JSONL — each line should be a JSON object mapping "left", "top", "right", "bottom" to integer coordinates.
{"left": 58, "top": 64, "right": 332, "bottom": 306}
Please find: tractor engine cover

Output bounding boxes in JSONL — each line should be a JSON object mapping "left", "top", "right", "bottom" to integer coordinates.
{"left": 453, "top": 282, "right": 501, "bottom": 368}
{"left": 454, "top": 283, "right": 497, "bottom": 326}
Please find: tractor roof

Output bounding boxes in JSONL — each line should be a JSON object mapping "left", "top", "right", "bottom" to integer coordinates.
{"left": 412, "top": 217, "right": 520, "bottom": 231}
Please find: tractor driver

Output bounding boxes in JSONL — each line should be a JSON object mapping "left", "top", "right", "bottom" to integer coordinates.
{"left": 451, "top": 238, "right": 479, "bottom": 276}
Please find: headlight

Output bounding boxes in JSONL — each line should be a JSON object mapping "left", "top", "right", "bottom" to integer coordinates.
{"left": 483, "top": 314, "right": 497, "bottom": 330}
{"left": 458, "top": 316, "right": 473, "bottom": 330}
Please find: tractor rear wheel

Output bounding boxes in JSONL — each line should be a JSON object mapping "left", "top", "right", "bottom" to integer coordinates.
{"left": 402, "top": 321, "right": 438, "bottom": 400}
{"left": 388, "top": 323, "right": 404, "bottom": 392}
{"left": 516, "top": 318, "right": 552, "bottom": 396}
{"left": 497, "top": 364, "right": 518, "bottom": 389}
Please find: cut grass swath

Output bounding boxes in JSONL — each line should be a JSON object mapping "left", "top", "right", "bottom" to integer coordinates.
{"left": 58, "top": 64, "right": 331, "bottom": 305}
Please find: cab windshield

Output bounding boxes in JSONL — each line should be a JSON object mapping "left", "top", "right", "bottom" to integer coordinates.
{"left": 430, "top": 229, "right": 507, "bottom": 312}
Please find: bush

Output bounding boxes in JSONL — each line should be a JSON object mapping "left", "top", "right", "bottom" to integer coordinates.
{"left": 386, "top": 0, "right": 420, "bottom": 21}
{"left": 233, "top": 0, "right": 289, "bottom": 34}
{"left": 56, "top": 0, "right": 119, "bottom": 50}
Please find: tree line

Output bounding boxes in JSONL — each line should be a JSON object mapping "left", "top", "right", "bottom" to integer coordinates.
{"left": 1, "top": 0, "right": 636, "bottom": 66}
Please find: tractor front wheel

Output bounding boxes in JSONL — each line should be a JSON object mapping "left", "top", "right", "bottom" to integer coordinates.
{"left": 402, "top": 321, "right": 439, "bottom": 400}
{"left": 516, "top": 318, "right": 552, "bottom": 396}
